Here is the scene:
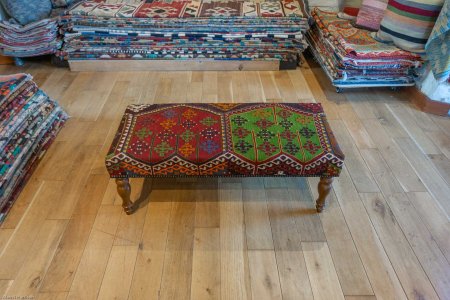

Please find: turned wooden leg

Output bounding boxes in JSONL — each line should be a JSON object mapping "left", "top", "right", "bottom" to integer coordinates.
{"left": 316, "top": 177, "right": 333, "bottom": 213}
{"left": 115, "top": 178, "right": 135, "bottom": 215}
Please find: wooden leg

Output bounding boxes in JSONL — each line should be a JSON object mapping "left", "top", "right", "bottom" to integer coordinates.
{"left": 316, "top": 177, "right": 333, "bottom": 213}
{"left": 115, "top": 178, "right": 135, "bottom": 215}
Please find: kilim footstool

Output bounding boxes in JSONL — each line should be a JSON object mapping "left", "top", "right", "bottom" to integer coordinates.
{"left": 105, "top": 103, "right": 344, "bottom": 214}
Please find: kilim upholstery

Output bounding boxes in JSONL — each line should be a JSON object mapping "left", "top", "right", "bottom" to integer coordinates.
{"left": 105, "top": 103, "right": 344, "bottom": 213}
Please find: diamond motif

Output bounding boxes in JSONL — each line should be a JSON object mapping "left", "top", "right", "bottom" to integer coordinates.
{"left": 135, "top": 128, "right": 152, "bottom": 140}
{"left": 200, "top": 117, "right": 218, "bottom": 127}
{"left": 235, "top": 140, "right": 253, "bottom": 153}
{"left": 179, "top": 143, "right": 195, "bottom": 157}
{"left": 182, "top": 108, "right": 197, "bottom": 119}
{"left": 204, "top": 6, "right": 237, "bottom": 17}
{"left": 303, "top": 141, "right": 321, "bottom": 154}
{"left": 252, "top": 109, "right": 272, "bottom": 119}
{"left": 279, "top": 119, "right": 293, "bottom": 130}
{"left": 284, "top": 142, "right": 300, "bottom": 155}
{"left": 255, "top": 119, "right": 274, "bottom": 129}
{"left": 157, "top": 130, "right": 175, "bottom": 141}
{"left": 182, "top": 119, "right": 196, "bottom": 129}
{"left": 257, "top": 141, "right": 278, "bottom": 156}
{"left": 296, "top": 115, "right": 313, "bottom": 125}
{"left": 280, "top": 130, "right": 296, "bottom": 141}
{"left": 200, "top": 140, "right": 219, "bottom": 154}
{"left": 180, "top": 130, "right": 195, "bottom": 142}
{"left": 233, "top": 127, "right": 251, "bottom": 139}
{"left": 232, "top": 116, "right": 247, "bottom": 126}
{"left": 154, "top": 141, "right": 173, "bottom": 157}
{"left": 277, "top": 109, "right": 292, "bottom": 119}
{"left": 299, "top": 127, "right": 315, "bottom": 138}
{"left": 162, "top": 109, "right": 177, "bottom": 119}
{"left": 201, "top": 128, "right": 219, "bottom": 139}
{"left": 256, "top": 129, "right": 275, "bottom": 141}
{"left": 160, "top": 119, "right": 177, "bottom": 130}
{"left": 130, "top": 140, "right": 148, "bottom": 156}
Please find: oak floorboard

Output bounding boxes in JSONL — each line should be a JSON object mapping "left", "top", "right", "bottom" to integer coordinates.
{"left": 360, "top": 193, "right": 440, "bottom": 300}
{"left": 248, "top": 250, "right": 283, "bottom": 300}
{"left": 191, "top": 228, "right": 221, "bottom": 300}
{"left": 303, "top": 242, "right": 345, "bottom": 300}
{"left": 394, "top": 137, "right": 450, "bottom": 216}
{"left": 307, "top": 177, "right": 373, "bottom": 296}
{"left": 275, "top": 250, "right": 313, "bottom": 300}
{"left": 5, "top": 220, "right": 67, "bottom": 298}
{"left": 128, "top": 198, "right": 171, "bottom": 300}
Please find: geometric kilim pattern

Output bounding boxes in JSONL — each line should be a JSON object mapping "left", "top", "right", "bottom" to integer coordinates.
{"left": 70, "top": 0, "right": 310, "bottom": 19}
{"left": 105, "top": 103, "right": 345, "bottom": 178}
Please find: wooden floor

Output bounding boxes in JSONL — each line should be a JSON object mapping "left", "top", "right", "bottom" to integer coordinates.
{"left": 0, "top": 57, "right": 449, "bottom": 300}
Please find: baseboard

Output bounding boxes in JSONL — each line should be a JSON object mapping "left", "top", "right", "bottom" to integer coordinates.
{"left": 69, "top": 59, "right": 281, "bottom": 72}
{"left": 410, "top": 87, "right": 450, "bottom": 116}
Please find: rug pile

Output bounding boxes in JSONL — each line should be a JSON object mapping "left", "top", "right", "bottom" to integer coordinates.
{"left": 306, "top": 8, "right": 422, "bottom": 88}
{"left": 0, "top": 74, "right": 68, "bottom": 223}
{"left": 58, "top": 0, "right": 310, "bottom": 68}
{"left": 0, "top": 10, "right": 63, "bottom": 58}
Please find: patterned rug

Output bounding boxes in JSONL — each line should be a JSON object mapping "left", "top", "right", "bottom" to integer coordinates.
{"left": 59, "top": 0, "right": 310, "bottom": 65}
{"left": 106, "top": 103, "right": 344, "bottom": 178}
{"left": 68, "top": 0, "right": 310, "bottom": 19}
{"left": 306, "top": 8, "right": 422, "bottom": 88}
{"left": 0, "top": 74, "right": 68, "bottom": 224}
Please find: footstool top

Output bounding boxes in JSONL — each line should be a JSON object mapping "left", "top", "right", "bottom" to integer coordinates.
{"left": 105, "top": 103, "right": 344, "bottom": 178}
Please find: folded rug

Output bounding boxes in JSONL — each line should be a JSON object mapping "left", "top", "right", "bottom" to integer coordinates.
{"left": 0, "top": 74, "right": 68, "bottom": 224}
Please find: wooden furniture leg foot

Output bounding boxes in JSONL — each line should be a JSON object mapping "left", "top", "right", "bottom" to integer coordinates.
{"left": 115, "top": 178, "right": 135, "bottom": 215}
{"left": 316, "top": 177, "right": 333, "bottom": 213}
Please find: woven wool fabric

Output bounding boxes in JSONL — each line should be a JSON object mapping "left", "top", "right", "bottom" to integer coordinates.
{"left": 0, "top": 74, "right": 68, "bottom": 224}
{"left": 355, "top": 0, "right": 388, "bottom": 31}
{"left": 105, "top": 103, "right": 344, "bottom": 178}
{"left": 342, "top": 0, "right": 362, "bottom": 16}
{"left": 59, "top": 0, "right": 310, "bottom": 66}
{"left": 376, "top": 0, "right": 445, "bottom": 53}
{"left": 425, "top": 0, "right": 450, "bottom": 83}
{"left": 68, "top": 0, "right": 310, "bottom": 18}
{"left": 306, "top": 8, "right": 421, "bottom": 88}
{"left": 312, "top": 8, "right": 421, "bottom": 59}
{"left": 0, "top": 18, "right": 61, "bottom": 57}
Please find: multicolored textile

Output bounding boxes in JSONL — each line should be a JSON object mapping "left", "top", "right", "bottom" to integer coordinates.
{"left": 0, "top": 74, "right": 68, "bottom": 224}
{"left": 0, "top": 18, "right": 61, "bottom": 57}
{"left": 342, "top": 0, "right": 362, "bottom": 16}
{"left": 307, "top": 8, "right": 421, "bottom": 88}
{"left": 68, "top": 0, "right": 310, "bottom": 18}
{"left": 312, "top": 8, "right": 421, "bottom": 59}
{"left": 376, "top": 0, "right": 445, "bottom": 53}
{"left": 58, "top": 0, "right": 309, "bottom": 66}
{"left": 425, "top": 0, "right": 450, "bottom": 83}
{"left": 355, "top": 0, "right": 388, "bottom": 31}
{"left": 0, "top": 0, "right": 52, "bottom": 26}
{"left": 105, "top": 103, "right": 344, "bottom": 178}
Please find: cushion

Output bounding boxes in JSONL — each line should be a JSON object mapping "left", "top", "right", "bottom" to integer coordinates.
{"left": 1, "top": 0, "right": 52, "bottom": 25}
{"left": 105, "top": 103, "right": 344, "bottom": 178}
{"left": 343, "top": 0, "right": 363, "bottom": 17}
{"left": 375, "top": 0, "right": 445, "bottom": 53}
{"left": 356, "top": 0, "right": 388, "bottom": 31}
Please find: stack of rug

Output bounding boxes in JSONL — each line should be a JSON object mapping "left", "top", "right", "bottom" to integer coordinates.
{"left": 0, "top": 74, "right": 68, "bottom": 223}
{"left": 0, "top": 10, "right": 64, "bottom": 58}
{"left": 306, "top": 8, "right": 422, "bottom": 89}
{"left": 58, "top": 0, "right": 310, "bottom": 69}
{"left": 0, "top": 19, "right": 60, "bottom": 58}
